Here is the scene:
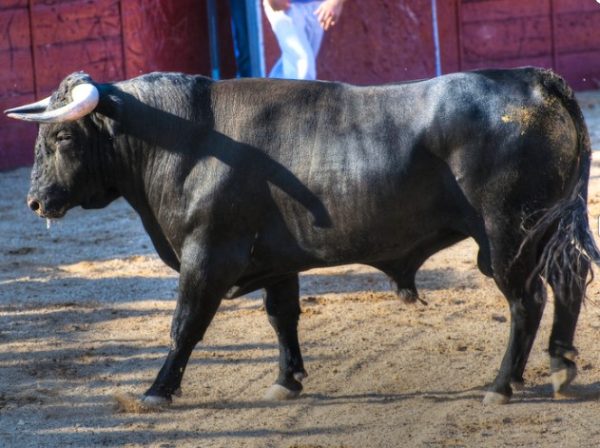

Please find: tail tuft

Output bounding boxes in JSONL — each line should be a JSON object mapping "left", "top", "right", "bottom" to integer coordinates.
{"left": 524, "top": 179, "right": 600, "bottom": 305}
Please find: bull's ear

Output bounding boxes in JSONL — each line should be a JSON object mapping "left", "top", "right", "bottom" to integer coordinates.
{"left": 95, "top": 85, "right": 123, "bottom": 121}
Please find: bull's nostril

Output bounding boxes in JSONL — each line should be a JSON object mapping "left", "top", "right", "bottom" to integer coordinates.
{"left": 28, "top": 199, "right": 41, "bottom": 212}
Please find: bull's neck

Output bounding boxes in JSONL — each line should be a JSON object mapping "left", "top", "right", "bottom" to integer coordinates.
{"left": 108, "top": 123, "right": 197, "bottom": 216}
{"left": 97, "top": 81, "right": 213, "bottom": 214}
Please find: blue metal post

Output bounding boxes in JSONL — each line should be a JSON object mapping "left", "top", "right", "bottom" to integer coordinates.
{"left": 206, "top": 0, "right": 221, "bottom": 79}
{"left": 431, "top": 0, "right": 442, "bottom": 77}
{"left": 245, "top": 0, "right": 265, "bottom": 77}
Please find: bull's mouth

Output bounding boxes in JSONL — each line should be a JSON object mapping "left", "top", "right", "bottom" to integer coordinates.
{"left": 38, "top": 208, "right": 67, "bottom": 219}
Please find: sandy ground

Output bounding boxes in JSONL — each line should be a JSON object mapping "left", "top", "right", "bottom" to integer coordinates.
{"left": 1, "top": 91, "right": 600, "bottom": 448}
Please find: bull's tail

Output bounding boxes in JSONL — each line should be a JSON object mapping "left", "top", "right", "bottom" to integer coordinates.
{"left": 521, "top": 70, "right": 600, "bottom": 303}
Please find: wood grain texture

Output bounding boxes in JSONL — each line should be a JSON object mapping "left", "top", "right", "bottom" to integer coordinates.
{"left": 2, "top": 0, "right": 600, "bottom": 169}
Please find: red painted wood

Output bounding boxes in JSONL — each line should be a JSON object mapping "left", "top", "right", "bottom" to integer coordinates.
{"left": 0, "top": 129, "right": 36, "bottom": 167}
{"left": 121, "top": 0, "right": 236, "bottom": 79}
{"left": 554, "top": 10, "right": 600, "bottom": 53}
{"left": 263, "top": 0, "right": 436, "bottom": 84}
{"left": 34, "top": 37, "right": 124, "bottom": 95}
{"left": 461, "top": 15, "right": 552, "bottom": 64}
{"left": 121, "top": 0, "right": 207, "bottom": 77}
{"left": 0, "top": 7, "right": 33, "bottom": 96}
{"left": 2, "top": 0, "right": 600, "bottom": 171}
{"left": 0, "top": 48, "right": 35, "bottom": 96}
{"left": 437, "top": 0, "right": 461, "bottom": 74}
{"left": 29, "top": 0, "right": 125, "bottom": 97}
{"left": 31, "top": 0, "right": 121, "bottom": 46}
{"left": 557, "top": 50, "right": 600, "bottom": 90}
{"left": 460, "top": 0, "right": 549, "bottom": 21}
{"left": 0, "top": 9, "right": 31, "bottom": 50}
{"left": 554, "top": 0, "right": 600, "bottom": 13}
{"left": 0, "top": 95, "right": 36, "bottom": 168}
{"left": 455, "top": 0, "right": 600, "bottom": 90}
{"left": 0, "top": 3, "right": 35, "bottom": 170}
{"left": 0, "top": 1, "right": 28, "bottom": 10}
{"left": 322, "top": 0, "right": 436, "bottom": 84}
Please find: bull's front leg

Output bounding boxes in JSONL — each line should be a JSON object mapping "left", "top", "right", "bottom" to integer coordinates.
{"left": 142, "top": 235, "right": 248, "bottom": 406}
{"left": 263, "top": 274, "right": 307, "bottom": 400}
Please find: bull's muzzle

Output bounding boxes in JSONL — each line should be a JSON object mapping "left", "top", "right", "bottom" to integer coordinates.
{"left": 27, "top": 195, "right": 66, "bottom": 219}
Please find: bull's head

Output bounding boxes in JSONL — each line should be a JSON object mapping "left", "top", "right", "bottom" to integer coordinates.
{"left": 5, "top": 73, "right": 119, "bottom": 219}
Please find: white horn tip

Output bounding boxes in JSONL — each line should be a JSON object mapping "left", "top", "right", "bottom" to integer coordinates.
{"left": 4, "top": 83, "right": 99, "bottom": 123}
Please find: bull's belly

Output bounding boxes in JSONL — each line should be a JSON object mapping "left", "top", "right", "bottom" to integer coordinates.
{"left": 252, "top": 214, "right": 466, "bottom": 272}
{"left": 229, "top": 224, "right": 467, "bottom": 298}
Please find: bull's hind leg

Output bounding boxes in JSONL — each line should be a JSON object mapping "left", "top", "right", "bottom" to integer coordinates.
{"left": 483, "top": 233, "right": 547, "bottom": 405}
{"left": 547, "top": 260, "right": 588, "bottom": 396}
{"left": 263, "top": 274, "right": 307, "bottom": 400}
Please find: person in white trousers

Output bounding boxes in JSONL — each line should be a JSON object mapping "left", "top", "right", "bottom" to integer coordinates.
{"left": 264, "top": 0, "right": 346, "bottom": 80}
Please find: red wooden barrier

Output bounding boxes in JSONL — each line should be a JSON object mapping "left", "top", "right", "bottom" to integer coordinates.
{"left": 262, "top": 0, "right": 437, "bottom": 84}
{"left": 0, "top": 0, "right": 236, "bottom": 170}
{"left": 0, "top": 1, "right": 36, "bottom": 169}
{"left": 263, "top": 0, "right": 600, "bottom": 90}
{"left": 1, "top": 0, "right": 600, "bottom": 170}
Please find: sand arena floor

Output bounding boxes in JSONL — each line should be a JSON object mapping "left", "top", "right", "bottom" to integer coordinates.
{"left": 1, "top": 91, "right": 600, "bottom": 447}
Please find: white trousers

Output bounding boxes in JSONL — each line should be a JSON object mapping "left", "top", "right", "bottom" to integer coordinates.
{"left": 264, "top": 1, "right": 324, "bottom": 80}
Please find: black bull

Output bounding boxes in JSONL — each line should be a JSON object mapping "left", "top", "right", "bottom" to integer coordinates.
{"left": 6, "top": 67, "right": 599, "bottom": 406}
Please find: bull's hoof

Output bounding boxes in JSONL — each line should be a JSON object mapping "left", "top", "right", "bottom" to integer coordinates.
{"left": 552, "top": 365, "right": 577, "bottom": 396}
{"left": 396, "top": 288, "right": 419, "bottom": 303}
{"left": 482, "top": 391, "right": 510, "bottom": 405}
{"left": 141, "top": 394, "right": 172, "bottom": 408}
{"left": 263, "top": 384, "right": 300, "bottom": 401}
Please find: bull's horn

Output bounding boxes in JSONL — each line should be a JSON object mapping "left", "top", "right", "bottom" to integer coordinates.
{"left": 4, "top": 96, "right": 51, "bottom": 115}
{"left": 4, "top": 83, "right": 99, "bottom": 123}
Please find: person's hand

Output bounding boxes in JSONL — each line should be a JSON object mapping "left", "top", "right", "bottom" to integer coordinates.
{"left": 268, "top": 0, "right": 291, "bottom": 11}
{"left": 314, "top": 0, "right": 345, "bottom": 31}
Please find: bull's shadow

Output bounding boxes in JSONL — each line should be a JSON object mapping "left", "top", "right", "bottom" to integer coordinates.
{"left": 101, "top": 85, "right": 332, "bottom": 229}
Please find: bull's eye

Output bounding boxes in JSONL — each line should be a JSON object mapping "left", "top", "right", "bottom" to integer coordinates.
{"left": 56, "top": 132, "right": 72, "bottom": 143}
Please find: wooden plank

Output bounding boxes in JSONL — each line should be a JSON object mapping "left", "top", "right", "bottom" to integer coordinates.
{"left": 0, "top": 94, "right": 36, "bottom": 170}
{"left": 31, "top": 0, "right": 121, "bottom": 46}
{"left": 121, "top": 0, "right": 216, "bottom": 78}
{"left": 555, "top": 10, "right": 600, "bottom": 53}
{"left": 461, "top": 55, "right": 553, "bottom": 71}
{"left": 462, "top": 15, "right": 552, "bottom": 63}
{"left": 461, "top": 0, "right": 549, "bottom": 22}
{"left": 0, "top": 48, "right": 35, "bottom": 96}
{"left": 30, "top": 0, "right": 96, "bottom": 4}
{"left": 0, "top": 1, "right": 28, "bottom": 11}
{"left": 0, "top": 9, "right": 32, "bottom": 51}
{"left": 34, "top": 37, "right": 124, "bottom": 95}
{"left": 554, "top": 0, "right": 600, "bottom": 14}
{"left": 317, "top": 0, "right": 435, "bottom": 84}
{"left": 437, "top": 0, "right": 460, "bottom": 74}
{"left": 557, "top": 50, "right": 600, "bottom": 90}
